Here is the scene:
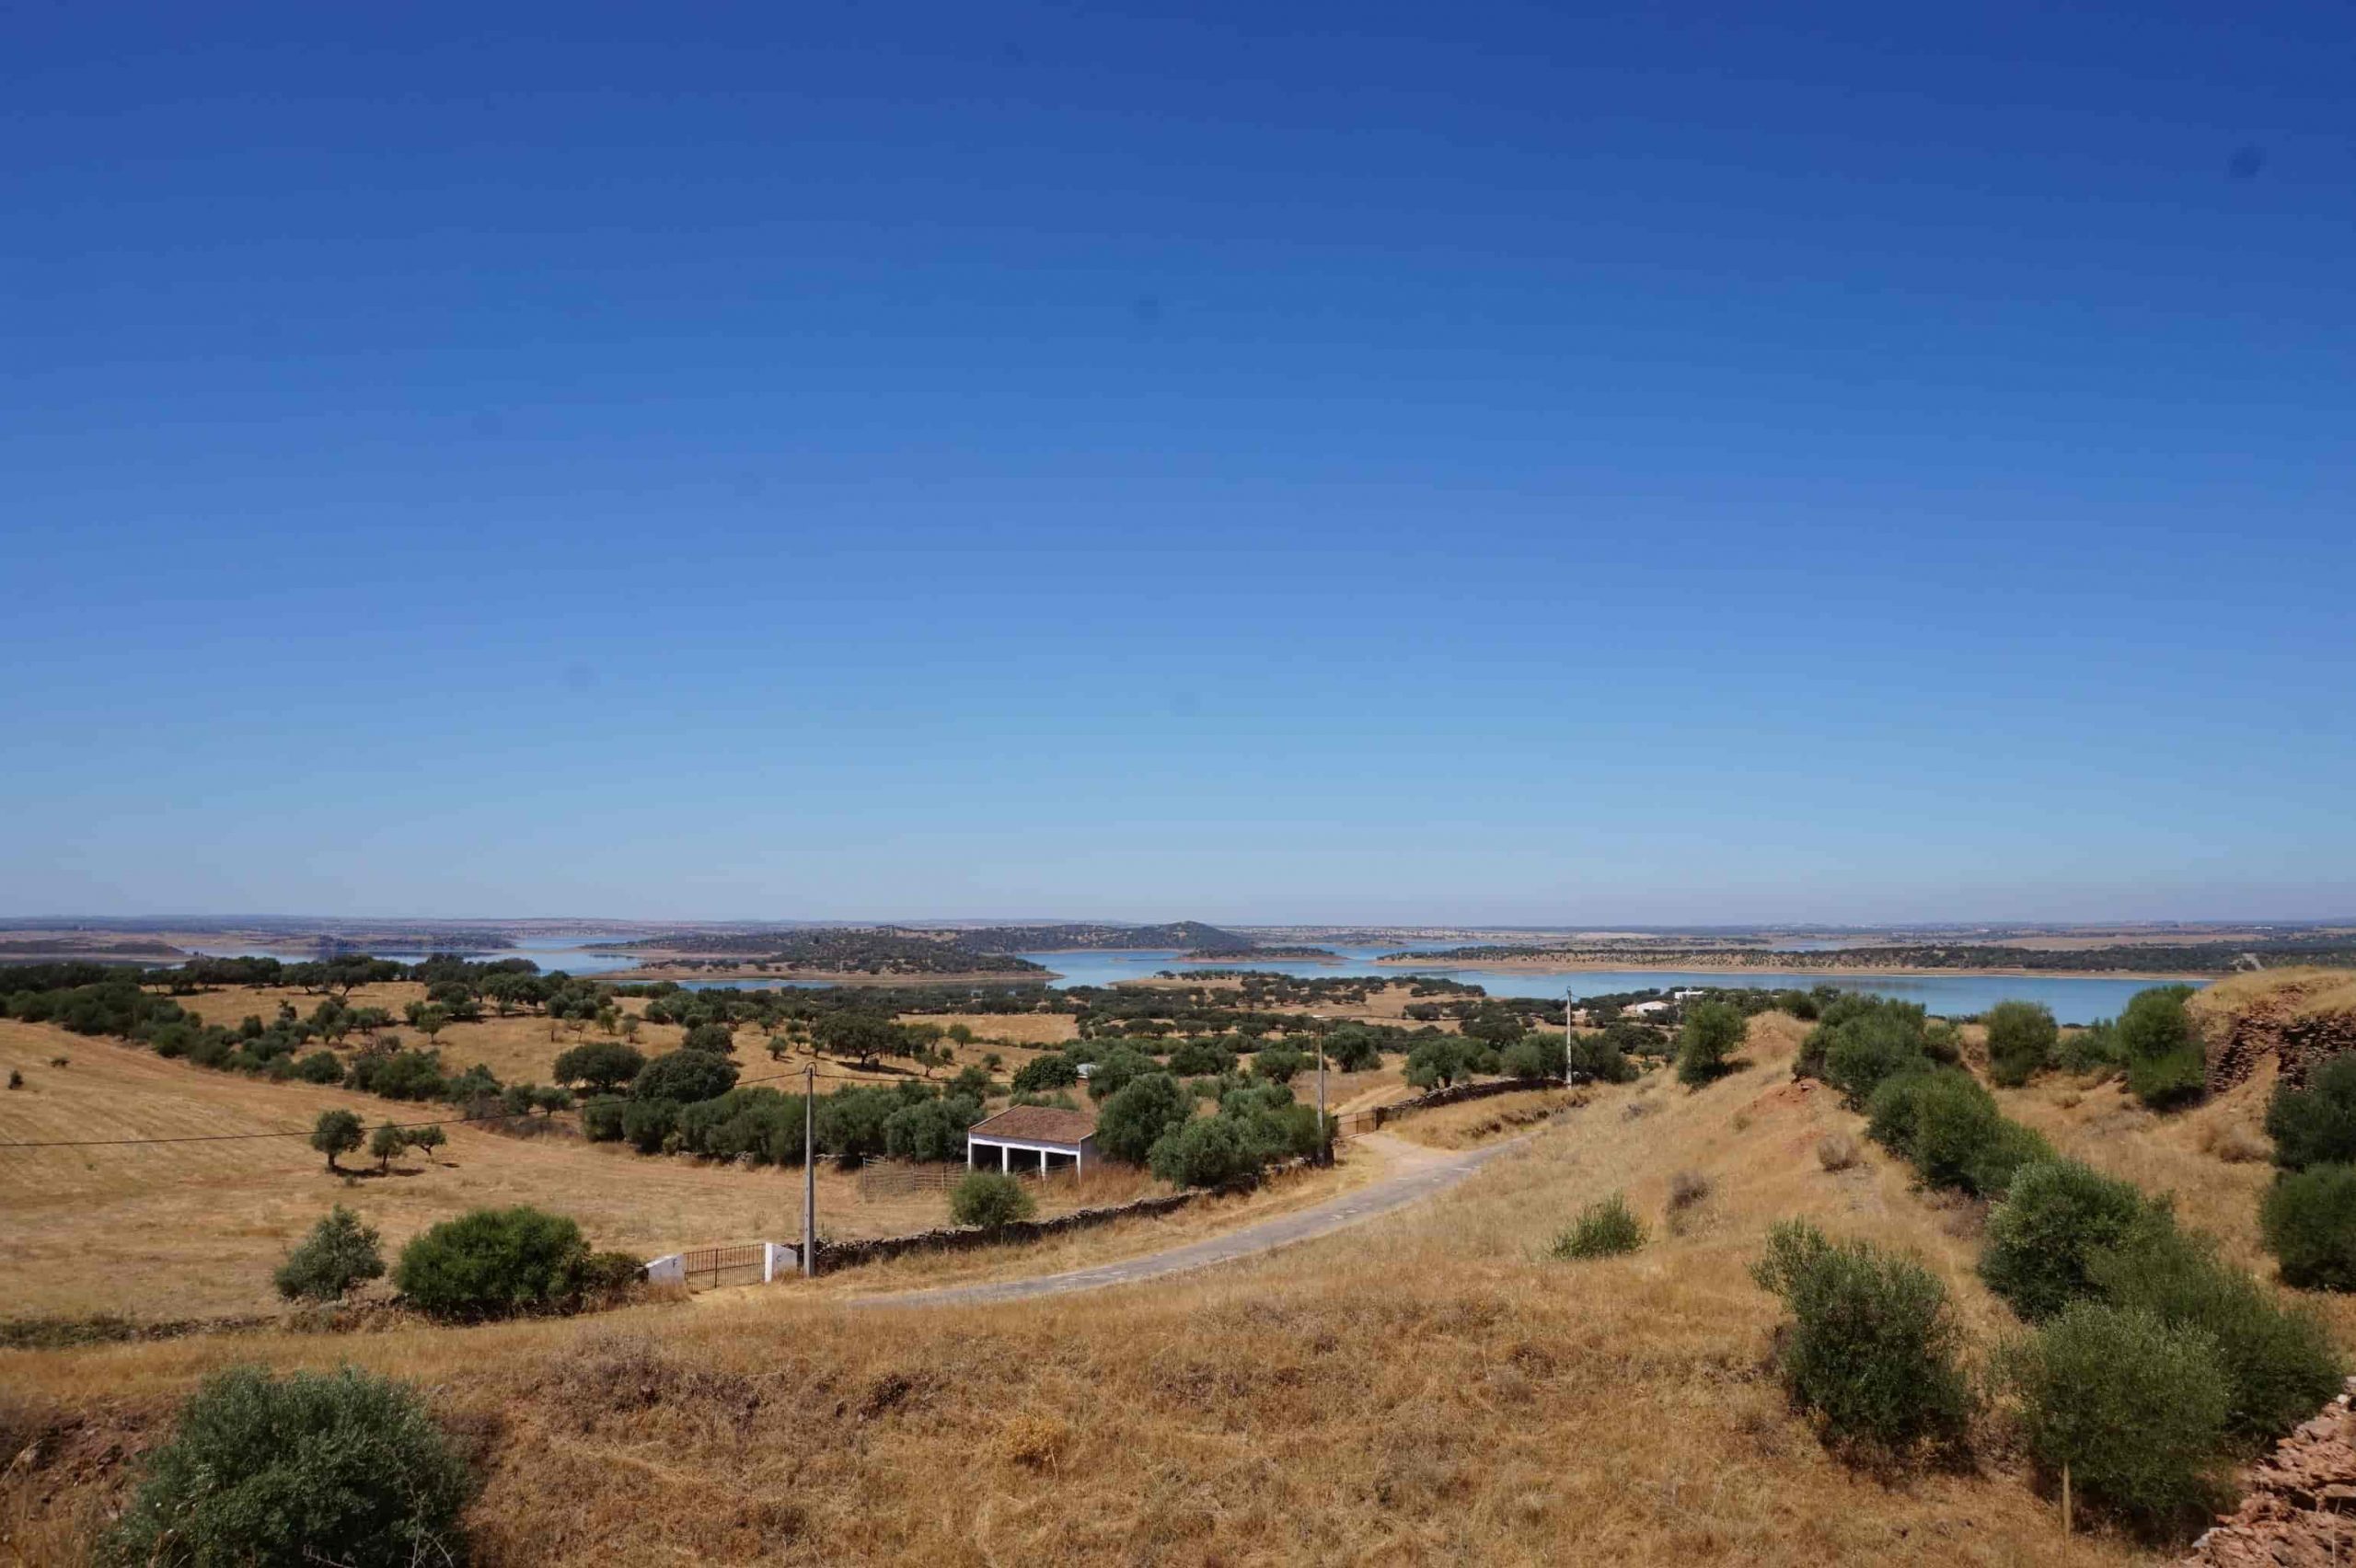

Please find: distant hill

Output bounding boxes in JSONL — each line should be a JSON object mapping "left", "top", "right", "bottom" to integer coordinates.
{"left": 955, "top": 921, "right": 1253, "bottom": 953}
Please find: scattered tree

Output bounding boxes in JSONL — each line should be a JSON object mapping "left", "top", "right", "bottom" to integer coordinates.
{"left": 310, "top": 1109, "right": 364, "bottom": 1173}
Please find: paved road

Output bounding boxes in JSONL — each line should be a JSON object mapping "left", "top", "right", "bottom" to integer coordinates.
{"left": 850, "top": 1131, "right": 1528, "bottom": 1309}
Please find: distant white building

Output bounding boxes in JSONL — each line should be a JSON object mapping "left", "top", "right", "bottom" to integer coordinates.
{"left": 1627, "top": 999, "right": 1671, "bottom": 1016}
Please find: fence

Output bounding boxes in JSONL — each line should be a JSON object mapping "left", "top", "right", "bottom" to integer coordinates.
{"left": 679, "top": 1243, "right": 766, "bottom": 1290}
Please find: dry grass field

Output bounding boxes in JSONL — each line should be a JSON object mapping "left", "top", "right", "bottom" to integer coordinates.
{"left": 1, "top": 1009, "right": 2219, "bottom": 1564}
{"left": 0, "top": 1018, "right": 1327, "bottom": 1320}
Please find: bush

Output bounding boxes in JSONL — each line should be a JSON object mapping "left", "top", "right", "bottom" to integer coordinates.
{"left": 1977, "top": 1159, "right": 2152, "bottom": 1320}
{"left": 1009, "top": 1053, "right": 1080, "bottom": 1093}
{"left": 294, "top": 1050, "right": 343, "bottom": 1084}
{"left": 1500, "top": 1034, "right": 1569, "bottom": 1082}
{"left": 551, "top": 1041, "right": 645, "bottom": 1093}
{"left": 1565, "top": 1032, "right": 1638, "bottom": 1084}
{"left": 393, "top": 1205, "right": 595, "bottom": 1321}
{"left": 1819, "top": 1009, "right": 1934, "bottom": 1109}
{"left": 581, "top": 1099, "right": 625, "bottom": 1141}
{"left": 620, "top": 1097, "right": 680, "bottom": 1154}
{"left": 1552, "top": 1193, "right": 1645, "bottom": 1259}
{"left": 1147, "top": 1114, "right": 1251, "bottom": 1186}
{"left": 1094, "top": 1071, "right": 1191, "bottom": 1164}
{"left": 1865, "top": 1067, "right": 2049, "bottom": 1198}
{"left": 883, "top": 1095, "right": 980, "bottom": 1162}
{"left": 1816, "top": 1132, "right": 1860, "bottom": 1171}
{"left": 2004, "top": 1303, "right": 2231, "bottom": 1535}
{"left": 1675, "top": 1001, "right": 1745, "bottom": 1087}
{"left": 950, "top": 1171, "right": 1037, "bottom": 1230}
{"left": 1750, "top": 1221, "right": 1974, "bottom": 1458}
{"left": 2119, "top": 986, "right": 2205, "bottom": 1110}
{"left": 633, "top": 1049, "right": 738, "bottom": 1105}
{"left": 272, "top": 1206, "right": 387, "bottom": 1304}
{"left": 101, "top": 1366, "right": 473, "bottom": 1568}
{"left": 2262, "top": 1164, "right": 2356, "bottom": 1291}
{"left": 1252, "top": 1044, "right": 1307, "bottom": 1084}
{"left": 2266, "top": 1055, "right": 2356, "bottom": 1172}
{"left": 1983, "top": 1000, "right": 2058, "bottom": 1088}
{"left": 2090, "top": 1221, "right": 2341, "bottom": 1442}
{"left": 2055, "top": 1018, "right": 2122, "bottom": 1076}
{"left": 1166, "top": 1037, "right": 1237, "bottom": 1078}
{"left": 680, "top": 1021, "right": 734, "bottom": 1054}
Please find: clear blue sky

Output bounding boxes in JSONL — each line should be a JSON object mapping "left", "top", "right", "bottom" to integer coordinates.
{"left": 6, "top": 2, "right": 2350, "bottom": 925}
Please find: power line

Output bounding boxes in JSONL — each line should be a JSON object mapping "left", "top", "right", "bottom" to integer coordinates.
{"left": 0, "top": 1060, "right": 928, "bottom": 1150}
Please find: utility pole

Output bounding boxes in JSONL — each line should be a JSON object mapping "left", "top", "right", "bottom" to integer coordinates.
{"left": 802, "top": 1062, "right": 815, "bottom": 1279}
{"left": 1565, "top": 986, "right": 1576, "bottom": 1088}
{"left": 1312, "top": 1015, "right": 1329, "bottom": 1159}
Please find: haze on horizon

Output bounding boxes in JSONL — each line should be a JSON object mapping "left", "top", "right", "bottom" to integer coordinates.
{"left": 6, "top": 4, "right": 2350, "bottom": 926}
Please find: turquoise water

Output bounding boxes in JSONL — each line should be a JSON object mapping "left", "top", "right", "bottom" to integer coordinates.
{"left": 1015, "top": 946, "right": 2198, "bottom": 1024}
{"left": 185, "top": 938, "right": 2202, "bottom": 1024}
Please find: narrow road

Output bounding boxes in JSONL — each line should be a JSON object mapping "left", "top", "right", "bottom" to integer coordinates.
{"left": 850, "top": 1130, "right": 1528, "bottom": 1309}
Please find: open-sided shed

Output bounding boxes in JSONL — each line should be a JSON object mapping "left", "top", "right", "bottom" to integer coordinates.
{"left": 966, "top": 1104, "right": 1098, "bottom": 1175}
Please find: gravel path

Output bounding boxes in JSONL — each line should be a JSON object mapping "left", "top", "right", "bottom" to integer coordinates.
{"left": 850, "top": 1131, "right": 1527, "bottom": 1309}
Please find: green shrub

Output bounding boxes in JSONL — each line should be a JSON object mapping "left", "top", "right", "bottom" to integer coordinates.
{"left": 1565, "top": 1032, "right": 1638, "bottom": 1083}
{"left": 294, "top": 1051, "right": 343, "bottom": 1085}
{"left": 580, "top": 1098, "right": 625, "bottom": 1141}
{"left": 1750, "top": 1221, "right": 1973, "bottom": 1458}
{"left": 393, "top": 1205, "right": 595, "bottom": 1321}
{"left": 620, "top": 1097, "right": 679, "bottom": 1154}
{"left": 102, "top": 1366, "right": 473, "bottom": 1567}
{"left": 1983, "top": 1000, "right": 2059, "bottom": 1088}
{"left": 1149, "top": 1113, "right": 1266, "bottom": 1187}
{"left": 1500, "top": 1033, "right": 1568, "bottom": 1082}
{"left": 949, "top": 1171, "right": 1037, "bottom": 1230}
{"left": 2090, "top": 1221, "right": 2341, "bottom": 1442}
{"left": 2004, "top": 1303, "right": 2231, "bottom": 1535}
{"left": 2265, "top": 1055, "right": 2356, "bottom": 1172}
{"left": 1251, "top": 1044, "right": 1307, "bottom": 1084}
{"left": 1803, "top": 998, "right": 1932, "bottom": 1103}
{"left": 1552, "top": 1193, "right": 1646, "bottom": 1259}
{"left": 1675, "top": 1001, "right": 1745, "bottom": 1087}
{"left": 1866, "top": 1067, "right": 2050, "bottom": 1197}
{"left": 1978, "top": 1159, "right": 2152, "bottom": 1320}
{"left": 1009, "top": 1053, "right": 1080, "bottom": 1093}
{"left": 1094, "top": 1071, "right": 1191, "bottom": 1163}
{"left": 272, "top": 1206, "right": 387, "bottom": 1304}
{"left": 632, "top": 1049, "right": 738, "bottom": 1104}
{"left": 2055, "top": 1018, "right": 2121, "bottom": 1076}
{"left": 2119, "top": 986, "right": 2205, "bottom": 1110}
{"left": 2262, "top": 1164, "right": 2356, "bottom": 1290}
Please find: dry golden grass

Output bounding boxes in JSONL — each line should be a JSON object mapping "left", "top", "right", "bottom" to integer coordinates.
{"left": 2189, "top": 966, "right": 2356, "bottom": 1034}
{"left": 1, "top": 1009, "right": 2166, "bottom": 1565}
{"left": 1382, "top": 1086, "right": 1576, "bottom": 1148}
{"left": 900, "top": 1011, "right": 1078, "bottom": 1046}
{"left": 0, "top": 1019, "right": 1261, "bottom": 1320}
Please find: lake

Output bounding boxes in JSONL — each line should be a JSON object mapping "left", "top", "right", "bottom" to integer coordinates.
{"left": 605, "top": 943, "right": 2200, "bottom": 1024}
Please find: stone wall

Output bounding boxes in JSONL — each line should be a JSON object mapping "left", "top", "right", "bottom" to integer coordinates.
{"left": 813, "top": 1190, "right": 1203, "bottom": 1273}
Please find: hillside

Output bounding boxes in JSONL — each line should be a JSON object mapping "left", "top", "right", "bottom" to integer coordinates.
{"left": 596, "top": 929, "right": 1051, "bottom": 976}
{"left": 1, "top": 1012, "right": 2203, "bottom": 1564}
{"left": 954, "top": 920, "right": 1253, "bottom": 953}
{"left": 2189, "top": 967, "right": 2356, "bottom": 1093}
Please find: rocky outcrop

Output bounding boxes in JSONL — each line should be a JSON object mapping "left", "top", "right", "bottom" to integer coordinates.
{"left": 2202, "top": 978, "right": 2356, "bottom": 1096}
{"left": 2184, "top": 1378, "right": 2356, "bottom": 1566}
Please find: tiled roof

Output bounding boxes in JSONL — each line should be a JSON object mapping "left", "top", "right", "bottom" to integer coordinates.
{"left": 966, "top": 1105, "right": 1098, "bottom": 1145}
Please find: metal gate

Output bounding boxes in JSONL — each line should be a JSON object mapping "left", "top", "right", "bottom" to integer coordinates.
{"left": 679, "top": 1243, "right": 765, "bottom": 1291}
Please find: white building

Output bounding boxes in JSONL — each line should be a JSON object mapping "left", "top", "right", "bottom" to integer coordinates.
{"left": 965, "top": 1105, "right": 1099, "bottom": 1176}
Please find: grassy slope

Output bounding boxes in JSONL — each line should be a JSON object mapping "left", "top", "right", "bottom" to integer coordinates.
{"left": 0, "top": 1018, "right": 1208, "bottom": 1319}
{"left": 4, "top": 1012, "right": 2171, "bottom": 1565}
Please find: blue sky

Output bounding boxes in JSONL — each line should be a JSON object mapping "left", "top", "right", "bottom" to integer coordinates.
{"left": 5, "top": 2, "right": 2350, "bottom": 924}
